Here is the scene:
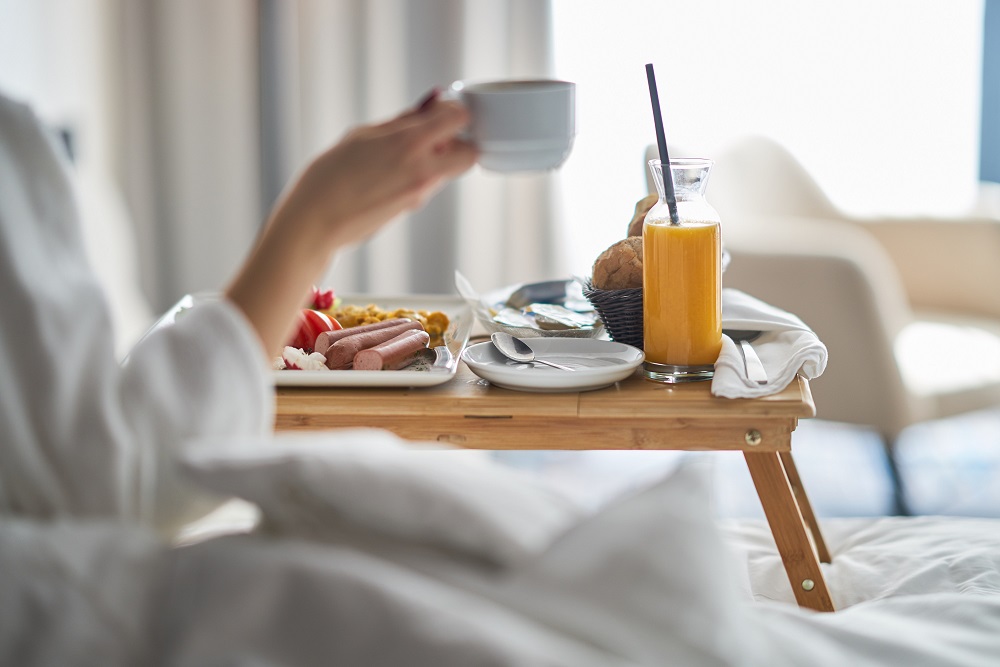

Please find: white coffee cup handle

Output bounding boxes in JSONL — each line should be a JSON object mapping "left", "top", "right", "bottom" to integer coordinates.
{"left": 440, "top": 81, "right": 471, "bottom": 141}
{"left": 441, "top": 81, "right": 463, "bottom": 102}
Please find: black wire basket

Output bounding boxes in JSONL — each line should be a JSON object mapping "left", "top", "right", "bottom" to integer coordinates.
{"left": 582, "top": 281, "right": 644, "bottom": 349}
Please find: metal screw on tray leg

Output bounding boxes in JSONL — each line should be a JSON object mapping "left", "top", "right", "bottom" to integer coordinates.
{"left": 745, "top": 429, "right": 762, "bottom": 447}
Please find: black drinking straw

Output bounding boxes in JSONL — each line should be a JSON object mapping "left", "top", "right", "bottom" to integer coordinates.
{"left": 645, "top": 63, "right": 679, "bottom": 224}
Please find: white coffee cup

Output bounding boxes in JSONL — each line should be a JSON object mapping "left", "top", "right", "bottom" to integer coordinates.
{"left": 446, "top": 79, "right": 576, "bottom": 172}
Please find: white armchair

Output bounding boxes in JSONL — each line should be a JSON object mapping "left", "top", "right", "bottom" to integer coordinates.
{"left": 646, "top": 137, "right": 1000, "bottom": 513}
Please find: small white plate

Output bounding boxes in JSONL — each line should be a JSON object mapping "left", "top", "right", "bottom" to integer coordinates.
{"left": 463, "top": 338, "right": 644, "bottom": 392}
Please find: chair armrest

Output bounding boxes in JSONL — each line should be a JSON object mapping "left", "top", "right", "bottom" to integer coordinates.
{"left": 854, "top": 218, "right": 1000, "bottom": 319}
{"left": 722, "top": 216, "right": 926, "bottom": 436}
{"left": 723, "top": 216, "right": 913, "bottom": 337}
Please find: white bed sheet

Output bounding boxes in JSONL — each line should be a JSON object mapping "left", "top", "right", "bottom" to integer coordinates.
{"left": 723, "top": 516, "right": 1000, "bottom": 607}
{"left": 723, "top": 517, "right": 1000, "bottom": 666}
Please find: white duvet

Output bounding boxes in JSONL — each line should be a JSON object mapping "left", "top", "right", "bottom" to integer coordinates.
{"left": 3, "top": 440, "right": 1000, "bottom": 666}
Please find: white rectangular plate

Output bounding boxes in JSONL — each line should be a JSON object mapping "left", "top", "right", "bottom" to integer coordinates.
{"left": 274, "top": 294, "right": 472, "bottom": 388}
{"left": 138, "top": 293, "right": 472, "bottom": 389}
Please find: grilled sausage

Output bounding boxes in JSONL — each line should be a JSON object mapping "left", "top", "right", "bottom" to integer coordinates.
{"left": 324, "top": 320, "right": 425, "bottom": 369}
{"left": 314, "top": 318, "right": 414, "bottom": 356}
{"left": 353, "top": 330, "right": 431, "bottom": 370}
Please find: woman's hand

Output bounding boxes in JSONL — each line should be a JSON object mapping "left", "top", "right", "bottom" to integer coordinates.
{"left": 277, "top": 95, "right": 477, "bottom": 246}
{"left": 225, "top": 93, "right": 477, "bottom": 357}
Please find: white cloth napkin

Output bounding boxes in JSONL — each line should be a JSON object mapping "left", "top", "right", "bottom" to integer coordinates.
{"left": 712, "top": 289, "right": 828, "bottom": 398}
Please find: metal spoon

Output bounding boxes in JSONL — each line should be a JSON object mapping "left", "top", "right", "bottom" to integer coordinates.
{"left": 490, "top": 332, "right": 574, "bottom": 371}
{"left": 723, "top": 329, "right": 768, "bottom": 385}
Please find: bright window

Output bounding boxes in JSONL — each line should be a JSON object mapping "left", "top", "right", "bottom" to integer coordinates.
{"left": 553, "top": 0, "right": 984, "bottom": 277}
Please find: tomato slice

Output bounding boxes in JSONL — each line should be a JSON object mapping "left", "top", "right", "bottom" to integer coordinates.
{"left": 287, "top": 309, "right": 342, "bottom": 352}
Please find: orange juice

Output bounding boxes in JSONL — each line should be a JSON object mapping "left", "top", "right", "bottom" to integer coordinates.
{"left": 642, "top": 219, "right": 722, "bottom": 367}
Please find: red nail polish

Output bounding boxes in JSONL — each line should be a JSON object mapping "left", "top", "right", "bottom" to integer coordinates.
{"left": 417, "top": 87, "right": 441, "bottom": 113}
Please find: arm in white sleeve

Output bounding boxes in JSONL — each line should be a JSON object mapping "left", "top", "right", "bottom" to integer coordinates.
{"left": 120, "top": 300, "right": 273, "bottom": 532}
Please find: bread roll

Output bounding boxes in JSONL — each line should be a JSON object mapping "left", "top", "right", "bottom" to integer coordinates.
{"left": 592, "top": 236, "right": 643, "bottom": 290}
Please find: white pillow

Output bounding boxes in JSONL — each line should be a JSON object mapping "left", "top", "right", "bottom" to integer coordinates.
{"left": 518, "top": 458, "right": 753, "bottom": 664}
{"left": 181, "top": 435, "right": 759, "bottom": 663}
{"left": 375, "top": 457, "right": 757, "bottom": 665}
{"left": 178, "top": 429, "right": 584, "bottom": 567}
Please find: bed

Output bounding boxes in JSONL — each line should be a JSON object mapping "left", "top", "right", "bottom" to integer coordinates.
{"left": 2, "top": 429, "right": 998, "bottom": 666}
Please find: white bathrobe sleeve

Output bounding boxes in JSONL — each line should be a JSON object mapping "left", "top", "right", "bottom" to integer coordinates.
{"left": 0, "top": 92, "right": 273, "bottom": 534}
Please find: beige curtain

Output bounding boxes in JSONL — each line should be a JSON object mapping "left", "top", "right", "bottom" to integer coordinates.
{"left": 106, "top": 0, "right": 261, "bottom": 311}
{"left": 258, "top": 0, "right": 565, "bottom": 295}
{"left": 101, "top": 0, "right": 563, "bottom": 313}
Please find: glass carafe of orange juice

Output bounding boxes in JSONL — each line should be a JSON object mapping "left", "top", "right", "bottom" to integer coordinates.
{"left": 642, "top": 158, "right": 722, "bottom": 383}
